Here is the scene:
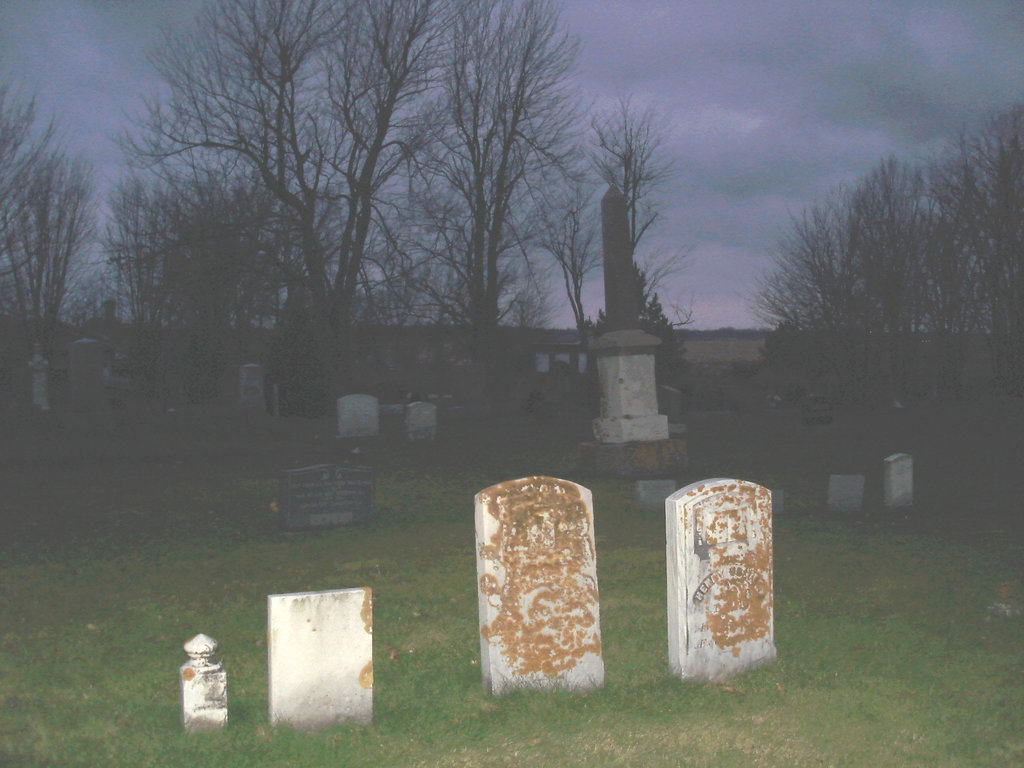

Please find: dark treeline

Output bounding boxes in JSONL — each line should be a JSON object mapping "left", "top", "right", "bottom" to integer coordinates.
{"left": 28, "top": 0, "right": 682, "bottom": 410}
{"left": 757, "top": 103, "right": 1024, "bottom": 403}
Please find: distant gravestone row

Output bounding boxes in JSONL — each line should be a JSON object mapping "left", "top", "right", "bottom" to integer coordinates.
{"left": 182, "top": 474, "right": 776, "bottom": 731}
{"left": 335, "top": 394, "right": 438, "bottom": 441}
{"left": 826, "top": 452, "right": 913, "bottom": 513}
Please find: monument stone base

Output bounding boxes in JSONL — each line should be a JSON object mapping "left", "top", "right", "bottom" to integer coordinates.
{"left": 577, "top": 438, "right": 687, "bottom": 479}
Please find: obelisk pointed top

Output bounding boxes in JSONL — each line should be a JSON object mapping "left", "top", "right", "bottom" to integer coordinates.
{"left": 600, "top": 184, "right": 639, "bottom": 331}
{"left": 602, "top": 184, "right": 624, "bottom": 202}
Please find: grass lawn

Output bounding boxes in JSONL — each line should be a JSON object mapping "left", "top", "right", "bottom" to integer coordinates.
{"left": 1, "top": 404, "right": 1022, "bottom": 767}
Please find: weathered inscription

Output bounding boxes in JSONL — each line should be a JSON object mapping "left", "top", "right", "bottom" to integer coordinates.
{"left": 667, "top": 478, "right": 776, "bottom": 682}
{"left": 475, "top": 476, "right": 604, "bottom": 694}
{"left": 278, "top": 465, "right": 374, "bottom": 531}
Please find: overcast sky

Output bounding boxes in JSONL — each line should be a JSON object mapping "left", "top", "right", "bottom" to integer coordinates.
{"left": 1, "top": 0, "right": 1022, "bottom": 329}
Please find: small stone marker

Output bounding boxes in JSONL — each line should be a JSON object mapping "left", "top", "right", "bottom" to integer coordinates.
{"left": 635, "top": 479, "right": 677, "bottom": 511}
{"left": 827, "top": 474, "right": 865, "bottom": 513}
{"left": 336, "top": 394, "right": 379, "bottom": 438}
{"left": 475, "top": 476, "right": 604, "bottom": 694}
{"left": 405, "top": 401, "right": 437, "bottom": 441}
{"left": 268, "top": 587, "right": 373, "bottom": 729}
{"left": 28, "top": 348, "right": 49, "bottom": 411}
{"left": 239, "top": 363, "right": 264, "bottom": 407}
{"left": 883, "top": 453, "right": 913, "bottom": 508}
{"left": 666, "top": 479, "right": 776, "bottom": 682}
{"left": 180, "top": 633, "right": 227, "bottom": 732}
{"left": 278, "top": 465, "right": 374, "bottom": 530}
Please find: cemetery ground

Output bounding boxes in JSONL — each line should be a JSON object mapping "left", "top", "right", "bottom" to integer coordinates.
{"left": 1, "top": 399, "right": 1023, "bottom": 767}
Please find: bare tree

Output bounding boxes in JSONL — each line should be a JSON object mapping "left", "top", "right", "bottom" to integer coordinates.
{"left": 846, "top": 156, "right": 930, "bottom": 400}
{"left": 5, "top": 152, "right": 96, "bottom": 358}
{"left": 131, "top": 0, "right": 447, "bottom": 393}
{"left": 961, "top": 106, "right": 1024, "bottom": 394}
{"left": 589, "top": 95, "right": 676, "bottom": 251}
{"left": 538, "top": 179, "right": 599, "bottom": 337}
{"left": 411, "top": 0, "right": 581, "bottom": 381}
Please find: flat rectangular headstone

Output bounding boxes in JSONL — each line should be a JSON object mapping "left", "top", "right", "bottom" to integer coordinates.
{"left": 239, "top": 363, "right": 264, "bottom": 407}
{"left": 883, "top": 453, "right": 913, "bottom": 508}
{"left": 827, "top": 474, "right": 865, "bottom": 513}
{"left": 405, "top": 401, "right": 437, "bottom": 441}
{"left": 475, "top": 476, "right": 604, "bottom": 694}
{"left": 278, "top": 465, "right": 374, "bottom": 530}
{"left": 268, "top": 588, "right": 373, "bottom": 729}
{"left": 667, "top": 479, "right": 776, "bottom": 682}
{"left": 336, "top": 394, "right": 379, "bottom": 438}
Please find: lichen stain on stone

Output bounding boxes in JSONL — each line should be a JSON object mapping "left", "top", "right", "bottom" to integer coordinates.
{"left": 181, "top": 667, "right": 196, "bottom": 681}
{"left": 477, "top": 476, "right": 601, "bottom": 678}
{"left": 699, "top": 482, "right": 773, "bottom": 654}
{"left": 361, "top": 587, "right": 373, "bottom": 635}
{"left": 359, "top": 660, "right": 373, "bottom": 689}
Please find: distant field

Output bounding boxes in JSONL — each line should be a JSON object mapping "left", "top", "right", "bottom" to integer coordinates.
{"left": 685, "top": 337, "right": 765, "bottom": 364}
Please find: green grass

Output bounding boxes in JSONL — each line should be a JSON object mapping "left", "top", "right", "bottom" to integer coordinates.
{"left": 1, "top": 434, "right": 1023, "bottom": 767}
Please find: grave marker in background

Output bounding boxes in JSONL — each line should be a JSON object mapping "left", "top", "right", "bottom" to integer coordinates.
{"left": 666, "top": 478, "right": 776, "bottom": 682}
{"left": 405, "top": 401, "right": 437, "bottom": 441}
{"left": 29, "top": 347, "right": 49, "bottom": 411}
{"left": 180, "top": 633, "right": 227, "bottom": 732}
{"left": 239, "top": 363, "right": 264, "bottom": 408}
{"left": 475, "top": 476, "right": 604, "bottom": 694}
{"left": 278, "top": 465, "right": 374, "bottom": 530}
{"left": 827, "top": 474, "right": 865, "bottom": 513}
{"left": 268, "top": 588, "right": 373, "bottom": 729}
{"left": 337, "top": 394, "right": 379, "bottom": 438}
{"left": 883, "top": 453, "right": 913, "bottom": 508}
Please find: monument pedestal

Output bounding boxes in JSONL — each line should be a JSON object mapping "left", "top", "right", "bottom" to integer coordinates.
{"left": 578, "top": 438, "right": 687, "bottom": 478}
{"left": 590, "top": 329, "right": 669, "bottom": 443}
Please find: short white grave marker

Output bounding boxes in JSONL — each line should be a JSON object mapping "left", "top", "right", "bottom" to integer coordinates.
{"left": 667, "top": 479, "right": 776, "bottom": 682}
{"left": 180, "top": 633, "right": 227, "bottom": 732}
{"left": 475, "top": 476, "right": 604, "bottom": 694}
{"left": 883, "top": 453, "right": 913, "bottom": 508}
{"left": 268, "top": 588, "right": 373, "bottom": 729}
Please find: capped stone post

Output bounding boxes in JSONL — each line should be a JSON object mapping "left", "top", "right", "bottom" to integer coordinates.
{"left": 180, "top": 633, "right": 227, "bottom": 732}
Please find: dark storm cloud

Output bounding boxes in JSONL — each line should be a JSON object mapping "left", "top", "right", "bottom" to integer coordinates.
{"left": 1, "top": 0, "right": 1022, "bottom": 327}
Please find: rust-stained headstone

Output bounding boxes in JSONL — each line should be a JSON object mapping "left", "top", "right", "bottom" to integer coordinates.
{"left": 667, "top": 478, "right": 776, "bottom": 682}
{"left": 268, "top": 587, "right": 372, "bottom": 729}
{"left": 475, "top": 476, "right": 604, "bottom": 694}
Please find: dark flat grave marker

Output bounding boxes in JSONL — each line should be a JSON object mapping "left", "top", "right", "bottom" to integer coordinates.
{"left": 278, "top": 465, "right": 374, "bottom": 531}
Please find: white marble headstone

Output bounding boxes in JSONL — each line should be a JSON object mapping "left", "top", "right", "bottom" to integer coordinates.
{"left": 268, "top": 588, "right": 373, "bottom": 729}
{"left": 827, "top": 474, "right": 865, "bottom": 513}
{"left": 405, "top": 401, "right": 437, "bottom": 441}
{"left": 883, "top": 453, "right": 913, "bottom": 508}
{"left": 336, "top": 394, "right": 379, "bottom": 438}
{"left": 666, "top": 479, "right": 776, "bottom": 682}
{"left": 475, "top": 476, "right": 604, "bottom": 694}
{"left": 180, "top": 633, "right": 227, "bottom": 732}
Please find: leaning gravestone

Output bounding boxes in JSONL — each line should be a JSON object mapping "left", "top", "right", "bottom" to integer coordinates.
{"left": 278, "top": 465, "right": 374, "bottom": 530}
{"left": 666, "top": 479, "right": 776, "bottom": 682}
{"left": 475, "top": 476, "right": 604, "bottom": 694}
{"left": 268, "top": 587, "right": 373, "bottom": 729}
{"left": 336, "top": 394, "right": 379, "bottom": 438}
{"left": 238, "top": 363, "right": 264, "bottom": 408}
{"left": 69, "top": 338, "right": 106, "bottom": 411}
{"left": 405, "top": 401, "right": 437, "bottom": 441}
{"left": 827, "top": 474, "right": 865, "bottom": 513}
{"left": 882, "top": 453, "right": 913, "bottom": 508}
